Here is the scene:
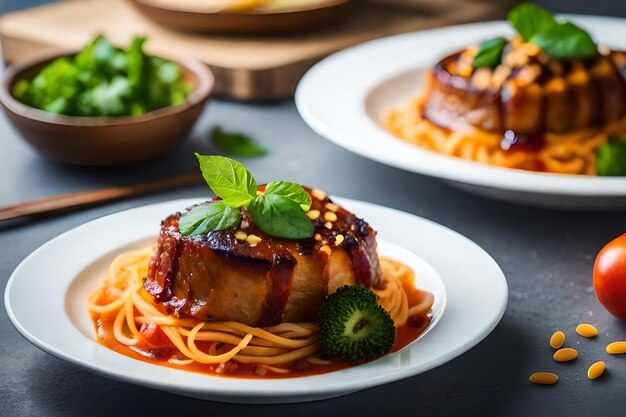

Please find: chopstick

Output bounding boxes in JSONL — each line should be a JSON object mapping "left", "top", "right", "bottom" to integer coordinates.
{"left": 0, "top": 173, "right": 203, "bottom": 221}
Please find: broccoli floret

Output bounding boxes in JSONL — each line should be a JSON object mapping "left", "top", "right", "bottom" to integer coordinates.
{"left": 319, "top": 285, "right": 396, "bottom": 361}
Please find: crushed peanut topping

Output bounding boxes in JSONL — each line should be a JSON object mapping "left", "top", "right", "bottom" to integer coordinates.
{"left": 240, "top": 219, "right": 250, "bottom": 229}
{"left": 324, "top": 212, "right": 338, "bottom": 222}
{"left": 335, "top": 234, "right": 344, "bottom": 246}
{"left": 324, "top": 222, "right": 333, "bottom": 230}
{"left": 306, "top": 210, "right": 321, "bottom": 220}
{"left": 246, "top": 234, "right": 262, "bottom": 245}
{"left": 312, "top": 188, "right": 327, "bottom": 201}
{"left": 325, "top": 202, "right": 339, "bottom": 212}
{"left": 234, "top": 231, "right": 248, "bottom": 240}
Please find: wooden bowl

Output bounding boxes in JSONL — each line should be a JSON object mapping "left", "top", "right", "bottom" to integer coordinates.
{"left": 0, "top": 52, "right": 214, "bottom": 166}
{"left": 127, "top": 0, "right": 354, "bottom": 34}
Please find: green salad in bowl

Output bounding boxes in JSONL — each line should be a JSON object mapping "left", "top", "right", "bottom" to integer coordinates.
{"left": 0, "top": 35, "right": 213, "bottom": 166}
{"left": 12, "top": 35, "right": 193, "bottom": 117}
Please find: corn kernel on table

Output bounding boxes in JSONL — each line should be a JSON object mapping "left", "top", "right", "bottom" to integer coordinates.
{"left": 1, "top": 1, "right": 626, "bottom": 416}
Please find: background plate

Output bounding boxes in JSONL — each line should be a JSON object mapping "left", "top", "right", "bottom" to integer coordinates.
{"left": 295, "top": 16, "right": 626, "bottom": 209}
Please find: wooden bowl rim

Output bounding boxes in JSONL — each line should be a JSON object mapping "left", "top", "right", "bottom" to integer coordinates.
{"left": 128, "top": 0, "right": 352, "bottom": 17}
{"left": 0, "top": 50, "right": 214, "bottom": 127}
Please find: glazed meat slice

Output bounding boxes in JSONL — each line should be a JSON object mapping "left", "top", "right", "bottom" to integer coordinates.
{"left": 422, "top": 49, "right": 626, "bottom": 135}
{"left": 143, "top": 188, "right": 382, "bottom": 326}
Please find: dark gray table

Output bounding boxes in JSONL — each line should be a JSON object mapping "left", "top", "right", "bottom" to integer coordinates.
{"left": 2, "top": 2, "right": 626, "bottom": 416}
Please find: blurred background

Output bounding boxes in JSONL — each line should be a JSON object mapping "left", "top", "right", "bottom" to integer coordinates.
{"left": 2, "top": 0, "right": 626, "bottom": 16}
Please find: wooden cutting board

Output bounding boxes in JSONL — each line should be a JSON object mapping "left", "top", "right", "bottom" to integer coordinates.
{"left": 0, "top": 0, "right": 516, "bottom": 100}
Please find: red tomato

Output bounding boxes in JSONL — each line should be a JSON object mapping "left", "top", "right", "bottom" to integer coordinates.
{"left": 135, "top": 322, "right": 174, "bottom": 350}
{"left": 594, "top": 234, "right": 626, "bottom": 320}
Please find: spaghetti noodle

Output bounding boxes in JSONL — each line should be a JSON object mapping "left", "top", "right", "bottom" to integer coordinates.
{"left": 87, "top": 247, "right": 434, "bottom": 377}
{"left": 384, "top": 94, "right": 626, "bottom": 175}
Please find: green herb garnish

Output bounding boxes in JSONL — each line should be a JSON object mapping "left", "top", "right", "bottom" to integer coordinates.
{"left": 211, "top": 127, "right": 269, "bottom": 157}
{"left": 507, "top": 2, "right": 554, "bottom": 42}
{"left": 196, "top": 154, "right": 257, "bottom": 208}
{"left": 507, "top": 3, "right": 597, "bottom": 60}
{"left": 472, "top": 37, "right": 507, "bottom": 68}
{"left": 180, "top": 154, "right": 314, "bottom": 239}
{"left": 12, "top": 35, "right": 192, "bottom": 117}
{"left": 596, "top": 138, "right": 626, "bottom": 176}
{"left": 264, "top": 180, "right": 312, "bottom": 211}
{"left": 249, "top": 192, "right": 314, "bottom": 239}
{"left": 178, "top": 202, "right": 242, "bottom": 236}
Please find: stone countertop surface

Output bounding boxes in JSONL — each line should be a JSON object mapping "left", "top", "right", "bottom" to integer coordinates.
{"left": 1, "top": 1, "right": 626, "bottom": 416}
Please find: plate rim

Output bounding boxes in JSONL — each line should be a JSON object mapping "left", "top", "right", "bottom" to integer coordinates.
{"left": 4, "top": 197, "right": 507, "bottom": 401}
{"left": 295, "top": 15, "right": 626, "bottom": 197}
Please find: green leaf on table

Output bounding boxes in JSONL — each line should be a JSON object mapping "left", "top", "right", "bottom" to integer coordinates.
{"left": 264, "top": 180, "right": 312, "bottom": 211}
{"left": 472, "top": 37, "right": 507, "bottom": 68}
{"left": 248, "top": 194, "right": 314, "bottom": 239}
{"left": 195, "top": 154, "right": 257, "bottom": 207}
{"left": 211, "top": 127, "right": 269, "bottom": 157}
{"left": 596, "top": 138, "right": 626, "bottom": 176}
{"left": 179, "top": 202, "right": 242, "bottom": 236}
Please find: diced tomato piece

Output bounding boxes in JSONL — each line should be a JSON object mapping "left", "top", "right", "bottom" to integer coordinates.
{"left": 135, "top": 323, "right": 174, "bottom": 350}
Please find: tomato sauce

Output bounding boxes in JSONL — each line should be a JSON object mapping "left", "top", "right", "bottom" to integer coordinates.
{"left": 92, "top": 311, "right": 431, "bottom": 379}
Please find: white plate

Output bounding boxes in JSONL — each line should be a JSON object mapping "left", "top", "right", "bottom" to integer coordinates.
{"left": 5, "top": 198, "right": 506, "bottom": 403}
{"left": 296, "top": 16, "right": 626, "bottom": 209}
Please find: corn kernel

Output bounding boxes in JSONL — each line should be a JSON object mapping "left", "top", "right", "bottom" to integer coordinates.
{"left": 529, "top": 372, "right": 558, "bottom": 385}
{"left": 235, "top": 231, "right": 248, "bottom": 240}
{"left": 553, "top": 348, "right": 578, "bottom": 362}
{"left": 335, "top": 234, "right": 344, "bottom": 246}
{"left": 325, "top": 202, "right": 339, "bottom": 212}
{"left": 306, "top": 210, "right": 321, "bottom": 220}
{"left": 246, "top": 234, "right": 262, "bottom": 245}
{"left": 587, "top": 361, "right": 605, "bottom": 380}
{"left": 606, "top": 342, "right": 626, "bottom": 354}
{"left": 576, "top": 324, "right": 598, "bottom": 338}
{"left": 314, "top": 233, "right": 322, "bottom": 241}
{"left": 312, "top": 188, "right": 327, "bottom": 200}
{"left": 549, "top": 331, "right": 565, "bottom": 349}
{"left": 324, "top": 222, "right": 333, "bottom": 229}
{"left": 324, "top": 212, "right": 337, "bottom": 222}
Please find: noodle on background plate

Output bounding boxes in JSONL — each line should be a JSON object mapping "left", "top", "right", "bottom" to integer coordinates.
{"left": 87, "top": 247, "right": 434, "bottom": 377}
{"left": 384, "top": 94, "right": 626, "bottom": 176}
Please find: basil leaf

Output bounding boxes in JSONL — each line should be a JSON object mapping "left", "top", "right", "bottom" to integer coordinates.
{"left": 211, "top": 127, "right": 268, "bottom": 157}
{"left": 530, "top": 22, "right": 597, "bottom": 60}
{"left": 507, "top": 3, "right": 596, "bottom": 60}
{"left": 264, "top": 180, "right": 312, "bottom": 211}
{"left": 179, "top": 202, "right": 242, "bottom": 236}
{"left": 472, "top": 37, "right": 507, "bottom": 68}
{"left": 507, "top": 2, "right": 555, "bottom": 42}
{"left": 596, "top": 138, "right": 626, "bottom": 176}
{"left": 195, "top": 154, "right": 257, "bottom": 207}
{"left": 248, "top": 194, "right": 314, "bottom": 239}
